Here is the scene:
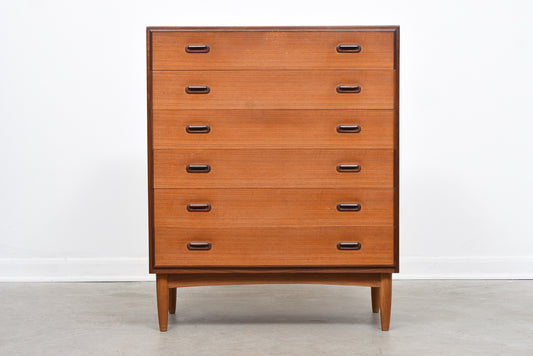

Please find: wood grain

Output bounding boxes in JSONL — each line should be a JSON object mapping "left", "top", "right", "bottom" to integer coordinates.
{"left": 153, "top": 149, "right": 393, "bottom": 188}
{"left": 149, "top": 26, "right": 399, "bottom": 31}
{"left": 167, "top": 273, "right": 381, "bottom": 288}
{"left": 152, "top": 109, "right": 394, "bottom": 149}
{"left": 154, "top": 188, "right": 393, "bottom": 228}
{"left": 147, "top": 26, "right": 400, "bottom": 331}
{"left": 168, "top": 288, "right": 176, "bottom": 314}
{"left": 152, "top": 267, "right": 396, "bottom": 274}
{"left": 156, "top": 274, "right": 168, "bottom": 331}
{"left": 380, "top": 273, "right": 392, "bottom": 331}
{"left": 371, "top": 287, "right": 380, "bottom": 313}
{"left": 393, "top": 27, "right": 400, "bottom": 273}
{"left": 152, "top": 30, "right": 394, "bottom": 70}
{"left": 152, "top": 70, "right": 395, "bottom": 110}
{"left": 147, "top": 28, "right": 156, "bottom": 273}
{"left": 154, "top": 226, "right": 394, "bottom": 267}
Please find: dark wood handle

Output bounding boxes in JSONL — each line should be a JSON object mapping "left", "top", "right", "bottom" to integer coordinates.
{"left": 336, "top": 125, "right": 361, "bottom": 133}
{"left": 337, "top": 203, "right": 361, "bottom": 212}
{"left": 336, "top": 85, "right": 361, "bottom": 94}
{"left": 186, "top": 164, "right": 211, "bottom": 173}
{"left": 336, "top": 44, "right": 361, "bottom": 53}
{"left": 337, "top": 242, "right": 361, "bottom": 250}
{"left": 187, "top": 203, "right": 211, "bottom": 212}
{"left": 185, "top": 85, "right": 210, "bottom": 94}
{"left": 187, "top": 242, "right": 212, "bottom": 250}
{"left": 337, "top": 164, "right": 361, "bottom": 173}
{"left": 185, "top": 44, "right": 210, "bottom": 53}
{"left": 186, "top": 125, "right": 211, "bottom": 134}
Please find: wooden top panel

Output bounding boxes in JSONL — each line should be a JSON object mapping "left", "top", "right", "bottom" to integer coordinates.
{"left": 151, "top": 29, "right": 395, "bottom": 70}
{"left": 148, "top": 26, "right": 399, "bottom": 31}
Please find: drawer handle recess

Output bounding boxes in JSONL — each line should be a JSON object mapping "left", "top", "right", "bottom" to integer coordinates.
{"left": 187, "top": 203, "right": 211, "bottom": 212}
{"left": 337, "top": 203, "right": 361, "bottom": 212}
{"left": 336, "top": 85, "right": 361, "bottom": 94}
{"left": 185, "top": 44, "right": 210, "bottom": 53}
{"left": 186, "top": 125, "right": 211, "bottom": 134}
{"left": 336, "top": 125, "right": 361, "bottom": 133}
{"left": 186, "top": 164, "right": 211, "bottom": 173}
{"left": 337, "top": 242, "right": 361, "bottom": 250}
{"left": 337, "top": 164, "right": 361, "bottom": 173}
{"left": 336, "top": 44, "right": 362, "bottom": 53}
{"left": 187, "top": 242, "right": 212, "bottom": 250}
{"left": 185, "top": 85, "right": 210, "bottom": 94}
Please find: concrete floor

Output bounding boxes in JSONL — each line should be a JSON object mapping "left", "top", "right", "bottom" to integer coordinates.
{"left": 0, "top": 281, "right": 532, "bottom": 355}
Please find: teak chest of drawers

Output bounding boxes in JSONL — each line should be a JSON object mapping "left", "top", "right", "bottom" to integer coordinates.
{"left": 147, "top": 26, "right": 399, "bottom": 331}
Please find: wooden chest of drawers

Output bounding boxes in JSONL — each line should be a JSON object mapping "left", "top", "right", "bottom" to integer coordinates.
{"left": 147, "top": 26, "right": 399, "bottom": 331}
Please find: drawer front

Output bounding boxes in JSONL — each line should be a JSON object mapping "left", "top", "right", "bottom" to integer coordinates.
{"left": 154, "top": 188, "right": 393, "bottom": 227}
{"left": 153, "top": 149, "right": 393, "bottom": 188}
{"left": 152, "top": 70, "right": 395, "bottom": 110}
{"left": 152, "top": 109, "right": 394, "bottom": 149}
{"left": 151, "top": 30, "right": 395, "bottom": 70}
{"left": 154, "top": 226, "right": 394, "bottom": 267}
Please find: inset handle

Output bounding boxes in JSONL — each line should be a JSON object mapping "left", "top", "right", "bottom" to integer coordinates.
{"left": 337, "top": 203, "right": 361, "bottom": 212}
{"left": 186, "top": 164, "right": 211, "bottom": 173}
{"left": 336, "top": 44, "right": 362, "bottom": 53}
{"left": 337, "top": 242, "right": 361, "bottom": 250}
{"left": 187, "top": 203, "right": 211, "bottom": 212}
{"left": 186, "top": 125, "right": 211, "bottom": 134}
{"left": 337, "top": 164, "right": 361, "bottom": 173}
{"left": 185, "top": 44, "right": 210, "bottom": 53}
{"left": 185, "top": 85, "right": 210, "bottom": 94}
{"left": 187, "top": 242, "right": 212, "bottom": 250}
{"left": 336, "top": 85, "right": 361, "bottom": 94}
{"left": 336, "top": 125, "right": 361, "bottom": 133}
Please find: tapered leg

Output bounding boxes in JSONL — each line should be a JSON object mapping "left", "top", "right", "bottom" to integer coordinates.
{"left": 379, "top": 273, "right": 392, "bottom": 331}
{"left": 156, "top": 274, "right": 169, "bottom": 332}
{"left": 371, "top": 287, "right": 380, "bottom": 313}
{"left": 169, "top": 288, "right": 177, "bottom": 314}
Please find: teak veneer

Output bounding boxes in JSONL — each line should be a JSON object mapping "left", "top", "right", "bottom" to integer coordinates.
{"left": 147, "top": 26, "right": 399, "bottom": 331}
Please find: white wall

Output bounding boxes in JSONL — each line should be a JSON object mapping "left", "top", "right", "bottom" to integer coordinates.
{"left": 1, "top": 0, "right": 532, "bottom": 281}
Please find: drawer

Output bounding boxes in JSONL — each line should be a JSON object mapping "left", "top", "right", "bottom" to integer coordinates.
{"left": 153, "top": 149, "right": 393, "bottom": 188}
{"left": 152, "top": 109, "right": 394, "bottom": 149}
{"left": 152, "top": 70, "right": 395, "bottom": 110}
{"left": 154, "top": 226, "right": 394, "bottom": 267}
{"left": 151, "top": 30, "right": 395, "bottom": 70}
{"left": 154, "top": 188, "right": 393, "bottom": 227}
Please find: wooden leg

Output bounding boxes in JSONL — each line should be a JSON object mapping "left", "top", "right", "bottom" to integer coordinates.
{"left": 379, "top": 273, "right": 392, "bottom": 331}
{"left": 156, "top": 274, "right": 169, "bottom": 332}
{"left": 371, "top": 287, "right": 380, "bottom": 313}
{"left": 169, "top": 288, "right": 177, "bottom": 314}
